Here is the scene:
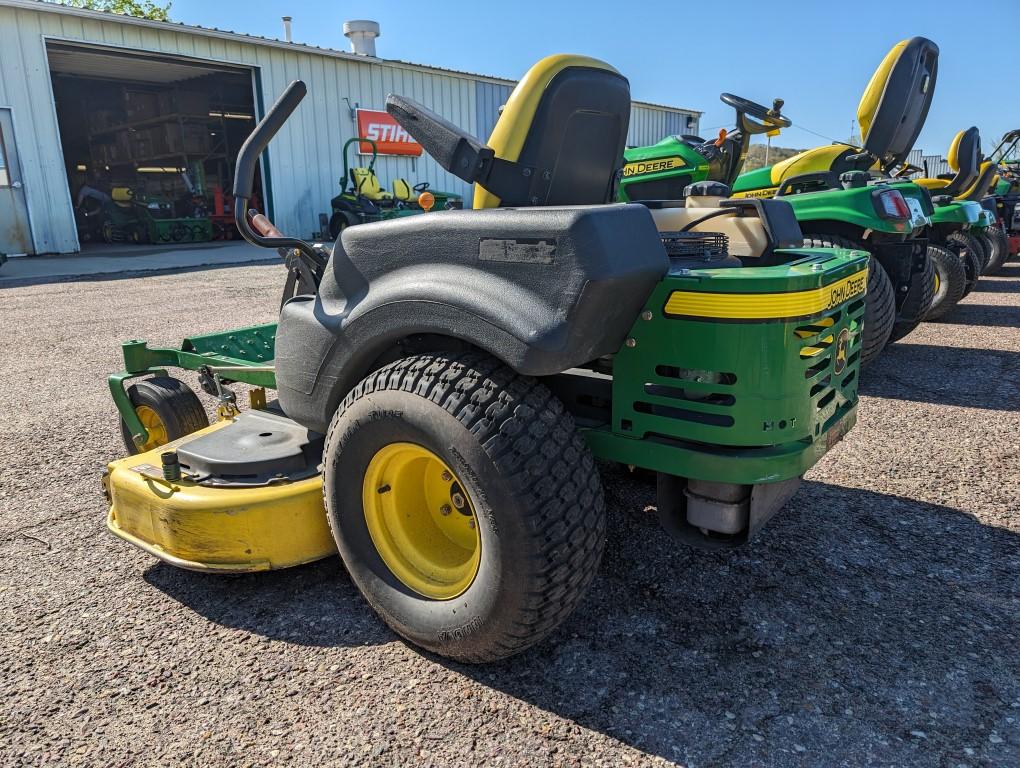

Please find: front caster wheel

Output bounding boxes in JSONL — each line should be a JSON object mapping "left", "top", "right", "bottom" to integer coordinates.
{"left": 322, "top": 352, "right": 606, "bottom": 663}
{"left": 119, "top": 376, "right": 208, "bottom": 454}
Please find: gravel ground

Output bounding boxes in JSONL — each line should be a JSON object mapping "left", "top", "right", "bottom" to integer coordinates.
{"left": 1, "top": 261, "right": 1018, "bottom": 767}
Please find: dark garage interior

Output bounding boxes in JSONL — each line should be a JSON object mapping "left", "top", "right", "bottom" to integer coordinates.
{"left": 47, "top": 43, "right": 263, "bottom": 248}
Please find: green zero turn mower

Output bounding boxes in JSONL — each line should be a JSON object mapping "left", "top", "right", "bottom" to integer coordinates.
{"left": 622, "top": 38, "right": 939, "bottom": 365}
{"left": 328, "top": 137, "right": 463, "bottom": 239}
{"left": 102, "top": 55, "right": 867, "bottom": 663}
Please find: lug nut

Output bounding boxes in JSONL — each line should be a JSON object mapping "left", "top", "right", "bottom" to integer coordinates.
{"left": 441, "top": 470, "right": 452, "bottom": 481}
{"left": 440, "top": 504, "right": 452, "bottom": 516}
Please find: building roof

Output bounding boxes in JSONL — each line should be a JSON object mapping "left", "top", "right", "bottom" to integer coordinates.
{"left": 1, "top": 0, "right": 701, "bottom": 115}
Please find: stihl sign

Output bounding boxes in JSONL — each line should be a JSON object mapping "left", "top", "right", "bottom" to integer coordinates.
{"left": 355, "top": 109, "right": 423, "bottom": 157}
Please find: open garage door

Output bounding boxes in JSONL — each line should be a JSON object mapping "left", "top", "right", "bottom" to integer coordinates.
{"left": 46, "top": 43, "right": 264, "bottom": 250}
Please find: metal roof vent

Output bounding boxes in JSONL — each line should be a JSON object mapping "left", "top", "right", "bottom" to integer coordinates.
{"left": 343, "top": 20, "right": 380, "bottom": 57}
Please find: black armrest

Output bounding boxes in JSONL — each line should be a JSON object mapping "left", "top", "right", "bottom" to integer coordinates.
{"left": 722, "top": 198, "right": 804, "bottom": 250}
{"left": 386, "top": 94, "right": 493, "bottom": 183}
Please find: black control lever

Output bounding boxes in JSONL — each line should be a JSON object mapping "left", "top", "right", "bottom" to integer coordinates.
{"left": 233, "top": 80, "right": 318, "bottom": 261}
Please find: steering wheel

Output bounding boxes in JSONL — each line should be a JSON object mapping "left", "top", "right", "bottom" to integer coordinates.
{"left": 413, "top": 182, "right": 430, "bottom": 193}
{"left": 719, "top": 93, "right": 792, "bottom": 130}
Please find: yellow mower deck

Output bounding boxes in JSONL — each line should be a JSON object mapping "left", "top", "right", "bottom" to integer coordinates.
{"left": 103, "top": 421, "right": 336, "bottom": 573}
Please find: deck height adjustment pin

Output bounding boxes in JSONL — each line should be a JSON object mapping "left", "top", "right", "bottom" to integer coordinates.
{"left": 161, "top": 452, "right": 182, "bottom": 482}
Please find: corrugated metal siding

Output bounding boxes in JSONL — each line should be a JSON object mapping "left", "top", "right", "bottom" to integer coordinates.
{"left": 0, "top": 2, "right": 697, "bottom": 254}
{"left": 921, "top": 154, "right": 950, "bottom": 177}
{"left": 628, "top": 106, "right": 699, "bottom": 147}
{"left": 475, "top": 81, "right": 512, "bottom": 143}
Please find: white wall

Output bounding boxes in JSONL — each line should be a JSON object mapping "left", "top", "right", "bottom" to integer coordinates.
{"left": 0, "top": 0, "right": 698, "bottom": 254}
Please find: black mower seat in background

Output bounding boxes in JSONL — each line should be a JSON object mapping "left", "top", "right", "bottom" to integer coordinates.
{"left": 914, "top": 127, "right": 981, "bottom": 197}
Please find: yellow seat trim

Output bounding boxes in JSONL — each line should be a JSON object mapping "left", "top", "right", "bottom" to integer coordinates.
{"left": 946, "top": 129, "right": 965, "bottom": 172}
{"left": 767, "top": 145, "right": 869, "bottom": 186}
{"left": 914, "top": 178, "right": 950, "bottom": 190}
{"left": 352, "top": 167, "right": 393, "bottom": 201}
{"left": 474, "top": 54, "right": 619, "bottom": 209}
{"left": 858, "top": 39, "right": 911, "bottom": 142}
{"left": 392, "top": 178, "right": 413, "bottom": 201}
{"left": 957, "top": 161, "right": 996, "bottom": 201}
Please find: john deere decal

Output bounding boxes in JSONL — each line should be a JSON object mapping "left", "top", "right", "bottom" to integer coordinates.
{"left": 622, "top": 157, "right": 688, "bottom": 178}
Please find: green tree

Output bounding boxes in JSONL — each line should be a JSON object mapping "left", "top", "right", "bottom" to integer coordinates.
{"left": 58, "top": 0, "right": 171, "bottom": 22}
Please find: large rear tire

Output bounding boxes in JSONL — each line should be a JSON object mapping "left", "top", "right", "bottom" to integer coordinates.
{"left": 924, "top": 244, "right": 967, "bottom": 321}
{"left": 946, "top": 231, "right": 984, "bottom": 297}
{"left": 803, "top": 235, "right": 894, "bottom": 367}
{"left": 322, "top": 352, "right": 606, "bottom": 663}
{"left": 984, "top": 226, "right": 1011, "bottom": 274}
{"left": 119, "top": 376, "right": 208, "bottom": 454}
{"left": 888, "top": 249, "right": 935, "bottom": 343}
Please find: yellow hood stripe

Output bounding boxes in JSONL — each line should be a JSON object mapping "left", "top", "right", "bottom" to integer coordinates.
{"left": 664, "top": 269, "right": 868, "bottom": 320}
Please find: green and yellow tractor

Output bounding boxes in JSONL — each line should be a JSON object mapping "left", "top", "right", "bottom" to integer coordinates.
{"left": 102, "top": 56, "right": 867, "bottom": 663}
{"left": 328, "top": 137, "right": 463, "bottom": 238}
{"left": 903, "top": 127, "right": 1003, "bottom": 308}
{"left": 621, "top": 38, "right": 939, "bottom": 365}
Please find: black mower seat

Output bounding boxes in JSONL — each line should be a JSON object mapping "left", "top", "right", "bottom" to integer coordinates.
{"left": 957, "top": 161, "right": 997, "bottom": 202}
{"left": 914, "top": 127, "right": 981, "bottom": 197}
{"left": 738, "top": 37, "right": 938, "bottom": 191}
{"left": 857, "top": 37, "right": 939, "bottom": 173}
{"left": 386, "top": 55, "right": 630, "bottom": 210}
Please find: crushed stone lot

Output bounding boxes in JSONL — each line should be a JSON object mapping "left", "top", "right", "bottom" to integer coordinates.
{"left": 1, "top": 261, "right": 1019, "bottom": 767}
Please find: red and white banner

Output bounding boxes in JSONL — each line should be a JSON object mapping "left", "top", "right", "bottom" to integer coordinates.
{"left": 355, "top": 109, "right": 423, "bottom": 157}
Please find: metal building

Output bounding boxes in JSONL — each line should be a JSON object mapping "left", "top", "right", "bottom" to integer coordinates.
{"left": 0, "top": 0, "right": 700, "bottom": 256}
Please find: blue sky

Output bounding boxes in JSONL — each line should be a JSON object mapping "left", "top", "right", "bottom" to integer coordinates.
{"left": 170, "top": 0, "right": 1018, "bottom": 155}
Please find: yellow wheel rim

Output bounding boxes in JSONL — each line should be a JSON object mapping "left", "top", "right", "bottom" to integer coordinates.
{"left": 934, "top": 272, "right": 941, "bottom": 294}
{"left": 362, "top": 443, "right": 481, "bottom": 599}
{"left": 135, "top": 405, "right": 168, "bottom": 452}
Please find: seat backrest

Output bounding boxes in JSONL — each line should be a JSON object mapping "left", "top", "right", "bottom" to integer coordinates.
{"left": 392, "top": 178, "right": 412, "bottom": 201}
{"left": 386, "top": 54, "right": 629, "bottom": 210}
{"left": 858, "top": 37, "right": 939, "bottom": 173}
{"left": 957, "top": 160, "right": 997, "bottom": 201}
{"left": 351, "top": 167, "right": 388, "bottom": 200}
{"left": 473, "top": 54, "right": 631, "bottom": 209}
{"left": 940, "top": 127, "right": 981, "bottom": 196}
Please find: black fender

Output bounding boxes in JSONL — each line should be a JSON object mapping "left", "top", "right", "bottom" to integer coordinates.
{"left": 275, "top": 204, "right": 668, "bottom": 433}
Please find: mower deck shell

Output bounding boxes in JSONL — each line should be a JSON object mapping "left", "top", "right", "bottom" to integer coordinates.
{"left": 104, "top": 421, "right": 335, "bottom": 573}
